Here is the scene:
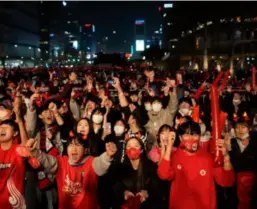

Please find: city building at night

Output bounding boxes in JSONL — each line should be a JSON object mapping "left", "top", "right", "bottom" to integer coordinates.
{"left": 159, "top": 2, "right": 257, "bottom": 72}
{"left": 134, "top": 19, "right": 146, "bottom": 58}
{"left": 0, "top": 2, "right": 40, "bottom": 67}
{"left": 40, "top": 1, "right": 81, "bottom": 66}
{"left": 82, "top": 23, "right": 96, "bottom": 55}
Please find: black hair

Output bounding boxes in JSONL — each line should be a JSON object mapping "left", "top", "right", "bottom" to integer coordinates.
{"left": 1, "top": 119, "right": 19, "bottom": 133}
{"left": 157, "top": 124, "right": 175, "bottom": 144}
{"left": 178, "top": 121, "right": 201, "bottom": 136}
{"left": 234, "top": 118, "right": 250, "bottom": 128}
{"left": 178, "top": 97, "right": 193, "bottom": 106}
{"left": 77, "top": 118, "right": 94, "bottom": 136}
{"left": 37, "top": 102, "right": 49, "bottom": 115}
{"left": 45, "top": 99, "right": 62, "bottom": 109}
{"left": 152, "top": 96, "right": 162, "bottom": 105}
{"left": 67, "top": 132, "right": 89, "bottom": 148}
{"left": 126, "top": 137, "right": 145, "bottom": 150}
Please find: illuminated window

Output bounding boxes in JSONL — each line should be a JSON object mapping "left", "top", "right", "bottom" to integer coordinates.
{"left": 40, "top": 41, "right": 48, "bottom": 45}
{"left": 164, "top": 3, "right": 173, "bottom": 8}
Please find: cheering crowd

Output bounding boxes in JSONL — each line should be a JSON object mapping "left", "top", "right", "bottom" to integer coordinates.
{"left": 0, "top": 66, "right": 257, "bottom": 209}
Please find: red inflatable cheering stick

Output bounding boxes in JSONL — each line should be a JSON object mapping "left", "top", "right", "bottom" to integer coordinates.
{"left": 252, "top": 65, "right": 256, "bottom": 91}
{"left": 210, "top": 84, "right": 223, "bottom": 166}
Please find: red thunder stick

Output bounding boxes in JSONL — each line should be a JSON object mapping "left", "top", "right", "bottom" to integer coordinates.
{"left": 210, "top": 84, "right": 223, "bottom": 166}
{"left": 219, "top": 111, "right": 228, "bottom": 135}
{"left": 220, "top": 70, "right": 230, "bottom": 91}
{"left": 252, "top": 66, "right": 256, "bottom": 90}
{"left": 212, "top": 72, "right": 224, "bottom": 86}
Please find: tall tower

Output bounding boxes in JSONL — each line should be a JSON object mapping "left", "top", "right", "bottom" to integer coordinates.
{"left": 134, "top": 19, "right": 146, "bottom": 57}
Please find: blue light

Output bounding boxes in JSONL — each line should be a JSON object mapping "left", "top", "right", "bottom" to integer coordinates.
{"left": 131, "top": 45, "right": 134, "bottom": 55}
{"left": 135, "top": 20, "right": 144, "bottom": 25}
{"left": 92, "top": 25, "right": 95, "bottom": 33}
{"left": 79, "top": 26, "right": 82, "bottom": 33}
{"left": 62, "top": 1, "right": 67, "bottom": 7}
{"left": 50, "top": 33, "right": 54, "bottom": 37}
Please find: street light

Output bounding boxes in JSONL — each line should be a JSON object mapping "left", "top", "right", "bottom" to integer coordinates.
{"left": 62, "top": 1, "right": 67, "bottom": 7}
{"left": 113, "top": 31, "right": 116, "bottom": 34}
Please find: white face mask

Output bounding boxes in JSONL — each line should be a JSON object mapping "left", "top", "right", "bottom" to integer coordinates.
{"left": 144, "top": 103, "right": 152, "bottom": 111}
{"left": 114, "top": 125, "right": 125, "bottom": 136}
{"left": 180, "top": 108, "right": 190, "bottom": 115}
{"left": 233, "top": 99, "right": 241, "bottom": 106}
{"left": 152, "top": 103, "right": 162, "bottom": 112}
{"left": 239, "top": 133, "right": 249, "bottom": 140}
{"left": 92, "top": 115, "right": 103, "bottom": 124}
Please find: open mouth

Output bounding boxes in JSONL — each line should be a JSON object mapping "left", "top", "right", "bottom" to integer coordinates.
{"left": 0, "top": 133, "right": 6, "bottom": 137}
{"left": 79, "top": 130, "right": 86, "bottom": 135}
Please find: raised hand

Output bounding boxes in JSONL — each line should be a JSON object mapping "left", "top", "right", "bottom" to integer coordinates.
{"left": 112, "top": 77, "right": 120, "bottom": 90}
{"left": 124, "top": 190, "right": 135, "bottom": 200}
{"left": 25, "top": 138, "right": 38, "bottom": 153}
{"left": 48, "top": 102, "right": 57, "bottom": 113}
{"left": 216, "top": 139, "right": 228, "bottom": 156}
{"left": 136, "top": 191, "right": 148, "bottom": 203}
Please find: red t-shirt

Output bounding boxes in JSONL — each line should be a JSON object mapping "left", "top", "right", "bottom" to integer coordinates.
{"left": 56, "top": 156, "right": 99, "bottom": 209}
{"left": 0, "top": 144, "right": 26, "bottom": 209}
{"left": 158, "top": 148, "right": 235, "bottom": 209}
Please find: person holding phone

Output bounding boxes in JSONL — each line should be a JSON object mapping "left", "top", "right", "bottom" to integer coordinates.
{"left": 158, "top": 121, "right": 235, "bottom": 209}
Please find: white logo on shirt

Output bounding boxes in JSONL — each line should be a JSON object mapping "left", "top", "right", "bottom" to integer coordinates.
{"left": 0, "top": 163, "right": 11, "bottom": 170}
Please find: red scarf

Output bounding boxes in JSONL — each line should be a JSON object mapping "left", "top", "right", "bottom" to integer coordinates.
{"left": 37, "top": 124, "right": 59, "bottom": 190}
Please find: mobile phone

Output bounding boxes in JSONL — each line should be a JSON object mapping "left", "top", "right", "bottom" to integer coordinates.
{"left": 108, "top": 80, "right": 115, "bottom": 85}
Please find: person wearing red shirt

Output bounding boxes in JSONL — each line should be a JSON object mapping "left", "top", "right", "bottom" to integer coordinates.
{"left": 0, "top": 120, "right": 26, "bottom": 209}
{"left": 25, "top": 133, "right": 117, "bottom": 209}
{"left": 158, "top": 121, "right": 235, "bottom": 209}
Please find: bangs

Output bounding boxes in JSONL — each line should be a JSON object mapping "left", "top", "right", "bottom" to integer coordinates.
{"left": 178, "top": 121, "right": 200, "bottom": 136}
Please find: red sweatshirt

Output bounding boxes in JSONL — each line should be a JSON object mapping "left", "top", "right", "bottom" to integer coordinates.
{"left": 56, "top": 156, "right": 99, "bottom": 209}
{"left": 158, "top": 148, "right": 235, "bottom": 209}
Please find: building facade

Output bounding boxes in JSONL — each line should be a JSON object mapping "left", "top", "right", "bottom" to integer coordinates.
{"left": 160, "top": 2, "right": 257, "bottom": 71}
{"left": 0, "top": 2, "right": 40, "bottom": 67}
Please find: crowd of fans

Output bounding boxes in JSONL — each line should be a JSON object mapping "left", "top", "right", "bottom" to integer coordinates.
{"left": 0, "top": 66, "right": 257, "bottom": 209}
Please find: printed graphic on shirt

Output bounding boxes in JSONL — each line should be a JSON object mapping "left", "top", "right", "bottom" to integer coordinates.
{"left": 62, "top": 175, "right": 83, "bottom": 196}
{"left": 7, "top": 170, "right": 26, "bottom": 209}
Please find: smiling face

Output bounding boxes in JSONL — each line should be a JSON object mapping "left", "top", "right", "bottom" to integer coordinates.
{"left": 67, "top": 138, "right": 85, "bottom": 164}
{"left": 0, "top": 124, "right": 17, "bottom": 143}
{"left": 39, "top": 109, "right": 55, "bottom": 125}
{"left": 77, "top": 119, "right": 90, "bottom": 135}
{"left": 160, "top": 129, "right": 176, "bottom": 146}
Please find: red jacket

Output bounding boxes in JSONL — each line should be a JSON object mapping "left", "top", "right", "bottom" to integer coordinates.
{"left": 158, "top": 148, "right": 235, "bottom": 209}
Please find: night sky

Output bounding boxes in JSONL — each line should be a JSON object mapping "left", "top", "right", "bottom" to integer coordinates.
{"left": 78, "top": 1, "right": 162, "bottom": 50}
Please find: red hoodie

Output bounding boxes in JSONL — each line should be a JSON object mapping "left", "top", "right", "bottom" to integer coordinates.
{"left": 158, "top": 148, "right": 235, "bottom": 209}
